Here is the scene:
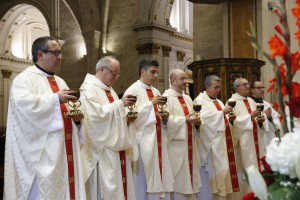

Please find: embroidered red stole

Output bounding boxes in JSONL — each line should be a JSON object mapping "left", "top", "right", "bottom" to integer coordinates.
{"left": 243, "top": 99, "right": 261, "bottom": 170}
{"left": 47, "top": 76, "right": 76, "bottom": 200}
{"left": 213, "top": 100, "right": 240, "bottom": 192}
{"left": 146, "top": 89, "right": 163, "bottom": 179}
{"left": 177, "top": 96, "right": 193, "bottom": 186}
{"left": 104, "top": 89, "right": 127, "bottom": 199}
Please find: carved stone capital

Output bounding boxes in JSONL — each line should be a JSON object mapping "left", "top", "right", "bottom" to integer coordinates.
{"left": 2, "top": 70, "right": 12, "bottom": 79}
{"left": 162, "top": 45, "right": 172, "bottom": 57}
{"left": 136, "top": 43, "right": 160, "bottom": 55}
{"left": 177, "top": 51, "right": 186, "bottom": 62}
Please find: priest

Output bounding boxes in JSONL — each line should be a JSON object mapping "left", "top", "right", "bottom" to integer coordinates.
{"left": 4, "top": 36, "right": 86, "bottom": 200}
{"left": 163, "top": 69, "right": 201, "bottom": 200}
{"left": 80, "top": 56, "right": 137, "bottom": 200}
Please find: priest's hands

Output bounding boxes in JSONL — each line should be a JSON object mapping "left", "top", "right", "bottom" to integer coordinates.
{"left": 151, "top": 96, "right": 167, "bottom": 105}
{"left": 186, "top": 113, "right": 201, "bottom": 125}
{"left": 250, "top": 110, "right": 261, "bottom": 119}
{"left": 58, "top": 89, "right": 78, "bottom": 103}
{"left": 122, "top": 94, "right": 137, "bottom": 107}
{"left": 264, "top": 107, "right": 271, "bottom": 118}
{"left": 223, "top": 105, "right": 233, "bottom": 115}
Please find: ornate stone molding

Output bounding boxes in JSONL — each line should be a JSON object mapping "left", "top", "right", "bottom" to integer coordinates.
{"left": 0, "top": 55, "right": 33, "bottom": 65}
{"left": 187, "top": 0, "right": 230, "bottom": 3}
{"left": 162, "top": 45, "right": 172, "bottom": 57}
{"left": 136, "top": 43, "right": 161, "bottom": 55}
{"left": 1, "top": 70, "right": 12, "bottom": 79}
{"left": 177, "top": 51, "right": 186, "bottom": 62}
{"left": 132, "top": 23, "right": 192, "bottom": 43}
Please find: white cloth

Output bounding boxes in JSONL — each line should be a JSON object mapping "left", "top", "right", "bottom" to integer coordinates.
{"left": 124, "top": 80, "right": 174, "bottom": 199}
{"left": 4, "top": 66, "right": 86, "bottom": 200}
{"left": 194, "top": 92, "right": 234, "bottom": 197}
{"left": 80, "top": 73, "right": 135, "bottom": 200}
{"left": 227, "top": 93, "right": 266, "bottom": 169}
{"left": 163, "top": 88, "right": 201, "bottom": 196}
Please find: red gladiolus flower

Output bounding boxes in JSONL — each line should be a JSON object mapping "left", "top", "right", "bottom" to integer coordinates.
{"left": 243, "top": 192, "right": 259, "bottom": 200}
{"left": 292, "top": 82, "right": 300, "bottom": 97}
{"left": 268, "top": 35, "right": 288, "bottom": 57}
{"left": 275, "top": 25, "right": 283, "bottom": 35}
{"left": 290, "top": 52, "right": 300, "bottom": 73}
{"left": 287, "top": 96, "right": 300, "bottom": 118}
{"left": 292, "top": 6, "right": 300, "bottom": 19}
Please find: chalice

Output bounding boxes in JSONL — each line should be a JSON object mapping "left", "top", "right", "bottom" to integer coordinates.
{"left": 256, "top": 103, "right": 265, "bottom": 123}
{"left": 67, "top": 88, "right": 84, "bottom": 119}
{"left": 158, "top": 96, "right": 169, "bottom": 125}
{"left": 127, "top": 95, "right": 138, "bottom": 120}
{"left": 228, "top": 98, "right": 236, "bottom": 121}
{"left": 193, "top": 104, "right": 203, "bottom": 124}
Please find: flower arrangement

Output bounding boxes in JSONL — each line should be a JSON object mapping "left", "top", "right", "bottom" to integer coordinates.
{"left": 243, "top": 0, "right": 300, "bottom": 199}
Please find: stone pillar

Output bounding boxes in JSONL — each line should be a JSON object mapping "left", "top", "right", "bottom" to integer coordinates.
{"left": 1, "top": 70, "right": 12, "bottom": 127}
{"left": 162, "top": 45, "right": 172, "bottom": 90}
{"left": 82, "top": 30, "right": 101, "bottom": 74}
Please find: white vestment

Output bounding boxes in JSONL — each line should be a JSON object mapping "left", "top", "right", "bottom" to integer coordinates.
{"left": 228, "top": 93, "right": 266, "bottom": 169}
{"left": 80, "top": 74, "right": 135, "bottom": 200}
{"left": 4, "top": 66, "right": 86, "bottom": 200}
{"left": 162, "top": 88, "right": 201, "bottom": 199}
{"left": 194, "top": 92, "right": 239, "bottom": 200}
{"left": 124, "top": 80, "right": 174, "bottom": 199}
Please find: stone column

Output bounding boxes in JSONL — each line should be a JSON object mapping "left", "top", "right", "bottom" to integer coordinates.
{"left": 82, "top": 30, "right": 101, "bottom": 74}
{"left": 162, "top": 45, "right": 172, "bottom": 90}
{"left": 1, "top": 70, "right": 12, "bottom": 127}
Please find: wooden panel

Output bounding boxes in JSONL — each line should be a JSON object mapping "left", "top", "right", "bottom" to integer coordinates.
{"left": 188, "top": 58, "right": 265, "bottom": 103}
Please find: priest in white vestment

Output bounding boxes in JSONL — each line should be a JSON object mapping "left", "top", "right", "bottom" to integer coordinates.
{"left": 250, "top": 81, "right": 281, "bottom": 148}
{"left": 124, "top": 59, "right": 174, "bottom": 200}
{"left": 80, "top": 56, "right": 137, "bottom": 200}
{"left": 4, "top": 36, "right": 86, "bottom": 200}
{"left": 162, "top": 69, "right": 201, "bottom": 200}
{"left": 194, "top": 75, "right": 241, "bottom": 200}
{"left": 226, "top": 78, "right": 266, "bottom": 196}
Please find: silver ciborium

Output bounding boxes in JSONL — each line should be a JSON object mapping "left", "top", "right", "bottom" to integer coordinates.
{"left": 158, "top": 96, "right": 169, "bottom": 125}
{"left": 193, "top": 104, "right": 203, "bottom": 124}
{"left": 67, "top": 89, "right": 84, "bottom": 119}
{"left": 228, "top": 98, "right": 236, "bottom": 121}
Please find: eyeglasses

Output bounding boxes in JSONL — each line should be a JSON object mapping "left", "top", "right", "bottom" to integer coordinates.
{"left": 42, "top": 50, "right": 63, "bottom": 56}
{"left": 237, "top": 83, "right": 250, "bottom": 87}
{"left": 103, "top": 66, "right": 120, "bottom": 78}
{"left": 252, "top": 87, "right": 265, "bottom": 90}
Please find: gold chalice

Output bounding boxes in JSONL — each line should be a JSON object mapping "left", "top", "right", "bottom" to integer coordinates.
{"left": 67, "top": 88, "right": 84, "bottom": 119}
{"left": 228, "top": 99, "right": 236, "bottom": 121}
{"left": 256, "top": 103, "right": 265, "bottom": 123}
{"left": 158, "top": 96, "right": 169, "bottom": 125}
{"left": 127, "top": 95, "right": 138, "bottom": 120}
{"left": 193, "top": 104, "right": 203, "bottom": 124}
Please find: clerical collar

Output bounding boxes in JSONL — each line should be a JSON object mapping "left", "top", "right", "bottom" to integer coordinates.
{"left": 250, "top": 96, "right": 263, "bottom": 103}
{"left": 208, "top": 95, "right": 217, "bottom": 100}
{"left": 35, "top": 63, "right": 54, "bottom": 76}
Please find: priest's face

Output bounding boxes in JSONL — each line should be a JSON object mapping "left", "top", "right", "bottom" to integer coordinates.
{"left": 101, "top": 62, "right": 120, "bottom": 86}
{"left": 38, "top": 40, "right": 62, "bottom": 73}
{"left": 172, "top": 71, "right": 188, "bottom": 92}
{"left": 206, "top": 80, "right": 221, "bottom": 99}
{"left": 251, "top": 81, "right": 265, "bottom": 99}
{"left": 236, "top": 79, "right": 250, "bottom": 97}
{"left": 141, "top": 66, "right": 159, "bottom": 86}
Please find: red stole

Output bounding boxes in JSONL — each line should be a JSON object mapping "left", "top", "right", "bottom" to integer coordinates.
{"left": 213, "top": 100, "right": 240, "bottom": 192}
{"left": 243, "top": 99, "right": 261, "bottom": 170}
{"left": 145, "top": 89, "right": 163, "bottom": 179}
{"left": 47, "top": 76, "right": 76, "bottom": 200}
{"left": 177, "top": 96, "right": 193, "bottom": 187}
{"left": 104, "top": 90, "right": 128, "bottom": 199}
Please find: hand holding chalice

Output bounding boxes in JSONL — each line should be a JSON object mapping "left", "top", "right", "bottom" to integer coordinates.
{"left": 227, "top": 98, "right": 236, "bottom": 121}
{"left": 256, "top": 103, "right": 265, "bottom": 123}
{"left": 126, "top": 95, "right": 138, "bottom": 123}
{"left": 67, "top": 88, "right": 84, "bottom": 120}
{"left": 193, "top": 104, "right": 203, "bottom": 124}
{"left": 157, "top": 96, "right": 169, "bottom": 125}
